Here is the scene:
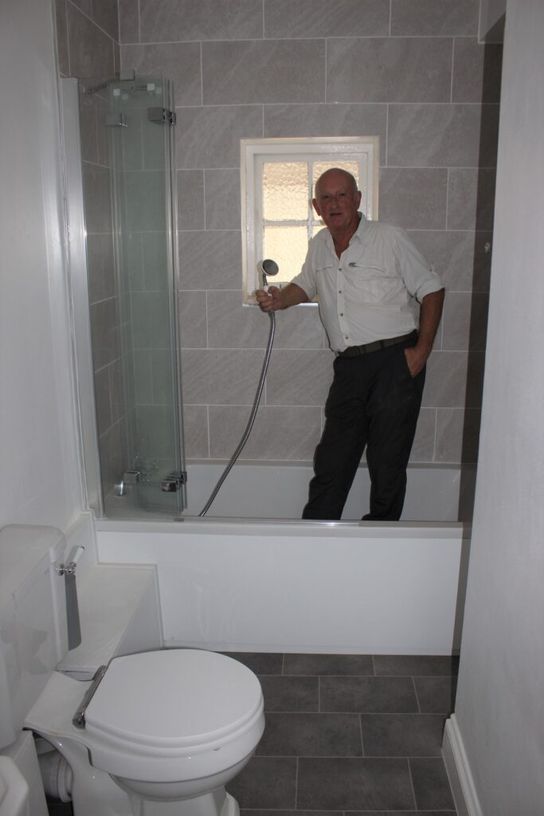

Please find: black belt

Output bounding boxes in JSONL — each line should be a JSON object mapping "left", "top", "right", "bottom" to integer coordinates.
{"left": 337, "top": 331, "right": 417, "bottom": 358}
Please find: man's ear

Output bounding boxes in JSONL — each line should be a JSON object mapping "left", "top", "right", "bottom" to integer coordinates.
{"left": 312, "top": 197, "right": 321, "bottom": 216}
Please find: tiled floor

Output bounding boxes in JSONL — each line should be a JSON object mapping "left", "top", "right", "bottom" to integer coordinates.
{"left": 47, "top": 652, "right": 458, "bottom": 815}
{"left": 226, "top": 652, "right": 458, "bottom": 816}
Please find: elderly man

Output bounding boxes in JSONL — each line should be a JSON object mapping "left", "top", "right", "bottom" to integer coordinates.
{"left": 256, "top": 168, "right": 444, "bottom": 521}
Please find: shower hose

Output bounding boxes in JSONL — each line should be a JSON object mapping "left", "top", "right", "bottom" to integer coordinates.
{"left": 198, "top": 310, "right": 276, "bottom": 517}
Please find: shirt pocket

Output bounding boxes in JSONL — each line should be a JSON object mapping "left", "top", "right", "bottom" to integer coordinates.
{"left": 347, "top": 262, "right": 402, "bottom": 304}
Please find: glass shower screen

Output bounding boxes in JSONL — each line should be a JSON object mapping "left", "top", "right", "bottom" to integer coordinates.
{"left": 88, "top": 75, "right": 185, "bottom": 517}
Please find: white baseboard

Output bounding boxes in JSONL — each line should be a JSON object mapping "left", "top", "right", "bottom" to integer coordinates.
{"left": 442, "top": 715, "right": 483, "bottom": 816}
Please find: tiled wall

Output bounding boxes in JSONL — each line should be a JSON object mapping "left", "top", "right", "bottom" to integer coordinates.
{"left": 55, "top": 0, "right": 126, "bottom": 493}
{"left": 118, "top": 0, "right": 502, "bottom": 468}
{"left": 57, "top": 0, "right": 502, "bottom": 479}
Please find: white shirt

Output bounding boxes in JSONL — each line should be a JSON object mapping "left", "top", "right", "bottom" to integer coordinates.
{"left": 291, "top": 214, "right": 444, "bottom": 352}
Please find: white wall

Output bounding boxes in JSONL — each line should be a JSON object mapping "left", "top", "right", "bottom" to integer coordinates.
{"left": 451, "top": 1, "right": 544, "bottom": 812}
{"left": 0, "top": 0, "right": 83, "bottom": 531}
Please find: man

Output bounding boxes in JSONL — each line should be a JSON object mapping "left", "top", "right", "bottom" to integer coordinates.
{"left": 256, "top": 168, "right": 444, "bottom": 521}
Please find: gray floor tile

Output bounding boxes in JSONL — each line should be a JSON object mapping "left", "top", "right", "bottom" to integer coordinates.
{"left": 320, "top": 675, "right": 418, "bottom": 713}
{"left": 410, "top": 757, "right": 456, "bottom": 810}
{"left": 227, "top": 756, "right": 297, "bottom": 809}
{"left": 257, "top": 712, "right": 362, "bottom": 756}
{"left": 346, "top": 811, "right": 456, "bottom": 815}
{"left": 241, "top": 812, "right": 339, "bottom": 816}
{"left": 260, "top": 675, "right": 319, "bottom": 711}
{"left": 414, "top": 675, "right": 458, "bottom": 713}
{"left": 297, "top": 757, "right": 415, "bottom": 810}
{"left": 373, "top": 654, "right": 459, "bottom": 676}
{"left": 226, "top": 651, "right": 284, "bottom": 674}
{"left": 361, "top": 713, "right": 445, "bottom": 757}
{"left": 284, "top": 653, "right": 374, "bottom": 675}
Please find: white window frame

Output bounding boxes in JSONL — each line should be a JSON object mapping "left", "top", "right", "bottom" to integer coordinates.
{"left": 241, "top": 136, "right": 380, "bottom": 303}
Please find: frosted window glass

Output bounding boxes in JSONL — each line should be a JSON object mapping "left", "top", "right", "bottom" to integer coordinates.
{"left": 263, "top": 162, "right": 309, "bottom": 221}
{"left": 263, "top": 225, "right": 309, "bottom": 282}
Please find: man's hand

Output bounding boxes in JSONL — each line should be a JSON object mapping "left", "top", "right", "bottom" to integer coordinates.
{"left": 255, "top": 285, "right": 283, "bottom": 312}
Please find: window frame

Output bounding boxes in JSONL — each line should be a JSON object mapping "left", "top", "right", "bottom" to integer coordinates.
{"left": 240, "top": 136, "right": 380, "bottom": 303}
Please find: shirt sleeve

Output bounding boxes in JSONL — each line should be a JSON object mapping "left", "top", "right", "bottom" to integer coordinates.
{"left": 394, "top": 228, "right": 444, "bottom": 301}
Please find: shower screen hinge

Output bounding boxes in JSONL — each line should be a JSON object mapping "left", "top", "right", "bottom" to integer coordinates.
{"left": 160, "top": 470, "right": 187, "bottom": 492}
{"left": 148, "top": 107, "right": 176, "bottom": 126}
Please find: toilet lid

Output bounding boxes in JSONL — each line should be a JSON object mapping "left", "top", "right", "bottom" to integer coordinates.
{"left": 84, "top": 650, "right": 263, "bottom": 751}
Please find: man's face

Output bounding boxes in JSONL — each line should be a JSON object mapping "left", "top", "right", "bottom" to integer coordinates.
{"left": 312, "top": 171, "right": 362, "bottom": 233}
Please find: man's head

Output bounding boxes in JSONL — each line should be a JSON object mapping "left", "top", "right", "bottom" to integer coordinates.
{"left": 313, "top": 168, "right": 362, "bottom": 236}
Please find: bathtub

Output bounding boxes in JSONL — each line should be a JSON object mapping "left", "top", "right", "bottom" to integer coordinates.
{"left": 96, "top": 463, "right": 472, "bottom": 656}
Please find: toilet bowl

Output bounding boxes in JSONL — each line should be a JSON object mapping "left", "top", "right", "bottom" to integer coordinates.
{"left": 25, "top": 649, "right": 265, "bottom": 816}
{"left": 0, "top": 524, "right": 264, "bottom": 816}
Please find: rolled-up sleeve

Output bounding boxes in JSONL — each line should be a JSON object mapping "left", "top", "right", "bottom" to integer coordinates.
{"left": 395, "top": 229, "right": 444, "bottom": 301}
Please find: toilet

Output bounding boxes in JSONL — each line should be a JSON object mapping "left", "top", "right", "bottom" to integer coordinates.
{"left": 0, "top": 525, "right": 265, "bottom": 816}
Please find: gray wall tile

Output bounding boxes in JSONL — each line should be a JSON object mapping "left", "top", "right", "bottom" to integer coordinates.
{"left": 67, "top": 2, "right": 114, "bottom": 80}
{"left": 87, "top": 233, "right": 115, "bottom": 303}
{"left": 388, "top": 104, "right": 499, "bottom": 169}
{"left": 379, "top": 169, "right": 448, "bottom": 229}
{"left": 264, "top": 0, "right": 389, "bottom": 38}
{"left": 119, "top": 0, "right": 139, "bottom": 43}
{"left": 436, "top": 407, "right": 481, "bottom": 463}
{"left": 178, "top": 231, "right": 242, "bottom": 290}
{"left": 176, "top": 105, "right": 263, "bottom": 169}
{"left": 264, "top": 103, "right": 387, "bottom": 143}
{"left": 423, "top": 351, "right": 484, "bottom": 409}
{"left": 177, "top": 291, "right": 207, "bottom": 348}
{"left": 272, "top": 305, "right": 327, "bottom": 350}
{"left": 90, "top": 298, "right": 121, "bottom": 370}
{"left": 391, "top": 0, "right": 479, "bottom": 35}
{"left": 182, "top": 405, "right": 210, "bottom": 459}
{"left": 447, "top": 168, "right": 496, "bottom": 230}
{"left": 327, "top": 38, "right": 452, "bottom": 103}
{"left": 121, "top": 43, "right": 202, "bottom": 106}
{"left": 208, "top": 406, "right": 321, "bottom": 460}
{"left": 182, "top": 348, "right": 266, "bottom": 404}
{"left": 442, "top": 292, "right": 489, "bottom": 351}
{"left": 139, "top": 0, "right": 263, "bottom": 42}
{"left": 204, "top": 169, "right": 241, "bottom": 230}
{"left": 452, "top": 39, "right": 503, "bottom": 103}
{"left": 82, "top": 163, "right": 112, "bottom": 234}
{"left": 94, "top": 365, "right": 112, "bottom": 434}
{"left": 207, "top": 293, "right": 271, "bottom": 349}
{"left": 203, "top": 40, "right": 325, "bottom": 105}
{"left": 92, "top": 0, "right": 119, "bottom": 41}
{"left": 207, "top": 294, "right": 325, "bottom": 350}
{"left": 407, "top": 230, "right": 492, "bottom": 293}
{"left": 266, "top": 350, "right": 334, "bottom": 406}
{"left": 177, "top": 171, "right": 205, "bottom": 231}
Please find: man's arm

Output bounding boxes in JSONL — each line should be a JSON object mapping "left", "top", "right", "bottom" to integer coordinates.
{"left": 255, "top": 282, "right": 310, "bottom": 312}
{"left": 405, "top": 288, "right": 445, "bottom": 377}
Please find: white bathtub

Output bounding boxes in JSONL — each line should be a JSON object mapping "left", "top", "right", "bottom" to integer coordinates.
{"left": 96, "top": 463, "right": 471, "bottom": 657}
{"left": 183, "top": 462, "right": 476, "bottom": 521}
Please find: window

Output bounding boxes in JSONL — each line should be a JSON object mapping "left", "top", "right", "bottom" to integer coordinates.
{"left": 241, "top": 137, "right": 379, "bottom": 303}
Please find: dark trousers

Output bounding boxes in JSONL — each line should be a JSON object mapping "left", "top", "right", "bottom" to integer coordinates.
{"left": 302, "top": 336, "right": 425, "bottom": 521}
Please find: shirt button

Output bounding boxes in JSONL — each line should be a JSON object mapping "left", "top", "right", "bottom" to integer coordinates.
{"left": 340, "top": 313, "right": 344, "bottom": 316}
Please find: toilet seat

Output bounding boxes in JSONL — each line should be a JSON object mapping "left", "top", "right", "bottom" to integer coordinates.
{"left": 83, "top": 650, "right": 265, "bottom": 782}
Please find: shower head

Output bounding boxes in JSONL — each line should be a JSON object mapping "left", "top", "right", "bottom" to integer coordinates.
{"left": 257, "top": 259, "right": 279, "bottom": 288}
